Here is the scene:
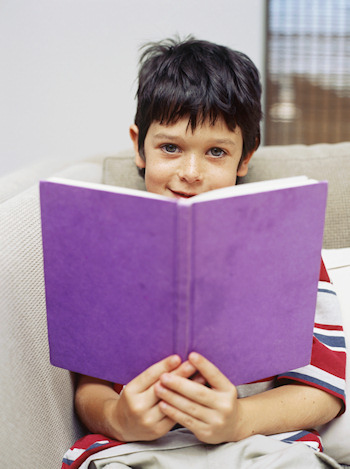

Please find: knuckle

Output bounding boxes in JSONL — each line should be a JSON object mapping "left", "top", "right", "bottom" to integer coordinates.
{"left": 199, "top": 428, "right": 215, "bottom": 443}
{"left": 182, "top": 415, "right": 194, "bottom": 428}
{"left": 196, "top": 387, "right": 207, "bottom": 402}
{"left": 122, "top": 386, "right": 135, "bottom": 404}
{"left": 152, "top": 425, "right": 166, "bottom": 439}
{"left": 139, "top": 413, "right": 153, "bottom": 428}
{"left": 187, "top": 403, "right": 198, "bottom": 416}
{"left": 212, "top": 414, "right": 226, "bottom": 429}
{"left": 219, "top": 400, "right": 232, "bottom": 416}
{"left": 129, "top": 400, "right": 146, "bottom": 417}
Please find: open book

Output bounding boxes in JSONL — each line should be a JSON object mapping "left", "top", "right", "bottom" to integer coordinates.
{"left": 40, "top": 176, "right": 327, "bottom": 386}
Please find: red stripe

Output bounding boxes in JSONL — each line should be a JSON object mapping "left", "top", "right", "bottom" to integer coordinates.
{"left": 114, "top": 383, "right": 124, "bottom": 393}
{"left": 314, "top": 323, "right": 344, "bottom": 331}
{"left": 249, "top": 376, "right": 275, "bottom": 384}
{"left": 297, "top": 431, "right": 323, "bottom": 451}
{"left": 310, "top": 337, "right": 346, "bottom": 379}
{"left": 319, "top": 258, "right": 330, "bottom": 283}
{"left": 62, "top": 434, "right": 125, "bottom": 469}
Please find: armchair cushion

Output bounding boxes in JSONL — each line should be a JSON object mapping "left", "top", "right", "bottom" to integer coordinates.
{"left": 0, "top": 158, "right": 104, "bottom": 468}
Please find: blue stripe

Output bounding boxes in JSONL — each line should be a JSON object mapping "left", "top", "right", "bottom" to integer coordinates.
{"left": 318, "top": 288, "right": 337, "bottom": 296}
{"left": 86, "top": 441, "right": 111, "bottom": 451}
{"left": 61, "top": 442, "right": 111, "bottom": 466}
{"left": 281, "top": 430, "right": 310, "bottom": 444}
{"left": 314, "top": 333, "right": 346, "bottom": 348}
{"left": 278, "top": 372, "right": 345, "bottom": 398}
{"left": 62, "top": 458, "right": 73, "bottom": 466}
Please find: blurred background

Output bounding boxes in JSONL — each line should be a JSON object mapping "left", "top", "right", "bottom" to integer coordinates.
{"left": 0, "top": 0, "right": 349, "bottom": 176}
{"left": 265, "top": 0, "right": 350, "bottom": 145}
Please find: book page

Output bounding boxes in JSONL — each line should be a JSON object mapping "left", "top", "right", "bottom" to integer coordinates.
{"left": 47, "top": 175, "right": 320, "bottom": 206}
{"left": 185, "top": 176, "right": 318, "bottom": 205}
{"left": 47, "top": 177, "right": 172, "bottom": 202}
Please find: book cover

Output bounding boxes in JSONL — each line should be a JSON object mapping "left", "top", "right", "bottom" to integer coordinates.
{"left": 40, "top": 177, "right": 327, "bottom": 386}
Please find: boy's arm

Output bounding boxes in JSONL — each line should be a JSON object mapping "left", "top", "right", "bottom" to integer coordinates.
{"left": 155, "top": 352, "right": 343, "bottom": 444}
{"left": 75, "top": 355, "right": 198, "bottom": 442}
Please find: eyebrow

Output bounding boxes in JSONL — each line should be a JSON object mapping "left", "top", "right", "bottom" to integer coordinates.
{"left": 152, "top": 133, "right": 237, "bottom": 147}
{"left": 153, "top": 133, "right": 183, "bottom": 141}
{"left": 210, "top": 138, "right": 237, "bottom": 147}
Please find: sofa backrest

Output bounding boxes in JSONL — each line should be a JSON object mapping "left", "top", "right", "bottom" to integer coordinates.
{"left": 103, "top": 142, "right": 350, "bottom": 249}
{"left": 241, "top": 142, "right": 350, "bottom": 249}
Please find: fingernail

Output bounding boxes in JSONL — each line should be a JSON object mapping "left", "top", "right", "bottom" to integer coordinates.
{"left": 189, "top": 352, "right": 199, "bottom": 361}
{"left": 170, "top": 355, "right": 181, "bottom": 365}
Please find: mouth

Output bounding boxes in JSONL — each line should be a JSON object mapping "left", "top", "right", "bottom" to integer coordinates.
{"left": 169, "top": 189, "right": 197, "bottom": 199}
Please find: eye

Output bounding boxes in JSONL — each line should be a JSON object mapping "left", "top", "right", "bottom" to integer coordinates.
{"left": 161, "top": 144, "right": 179, "bottom": 154}
{"left": 208, "top": 147, "right": 226, "bottom": 158}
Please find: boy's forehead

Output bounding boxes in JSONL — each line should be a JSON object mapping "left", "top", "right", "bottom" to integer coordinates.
{"left": 149, "top": 116, "right": 241, "bottom": 138}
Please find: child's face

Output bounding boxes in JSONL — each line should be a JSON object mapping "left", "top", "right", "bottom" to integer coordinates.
{"left": 130, "top": 116, "right": 254, "bottom": 198}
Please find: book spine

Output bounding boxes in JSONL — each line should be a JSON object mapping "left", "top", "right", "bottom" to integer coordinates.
{"left": 174, "top": 202, "right": 192, "bottom": 360}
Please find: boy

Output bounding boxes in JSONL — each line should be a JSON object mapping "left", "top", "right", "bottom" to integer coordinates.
{"left": 63, "top": 38, "right": 346, "bottom": 468}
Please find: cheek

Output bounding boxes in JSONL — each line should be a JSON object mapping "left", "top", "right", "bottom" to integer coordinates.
{"left": 144, "top": 160, "right": 172, "bottom": 191}
{"left": 210, "top": 165, "right": 238, "bottom": 189}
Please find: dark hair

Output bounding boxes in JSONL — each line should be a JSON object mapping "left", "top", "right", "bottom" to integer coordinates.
{"left": 134, "top": 37, "right": 262, "bottom": 165}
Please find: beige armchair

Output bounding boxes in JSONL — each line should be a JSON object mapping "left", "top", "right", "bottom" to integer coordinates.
{"left": 1, "top": 143, "right": 349, "bottom": 468}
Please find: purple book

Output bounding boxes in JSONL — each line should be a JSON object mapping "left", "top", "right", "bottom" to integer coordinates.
{"left": 40, "top": 176, "right": 327, "bottom": 386}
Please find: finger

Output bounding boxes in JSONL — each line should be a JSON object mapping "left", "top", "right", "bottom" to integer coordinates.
{"left": 152, "top": 405, "right": 180, "bottom": 437}
{"left": 171, "top": 361, "right": 206, "bottom": 385}
{"left": 155, "top": 381, "right": 214, "bottom": 424}
{"left": 153, "top": 413, "right": 179, "bottom": 437}
{"left": 191, "top": 373, "right": 207, "bottom": 385}
{"left": 158, "top": 373, "right": 212, "bottom": 407}
{"left": 158, "top": 399, "right": 207, "bottom": 435}
{"left": 188, "top": 352, "right": 233, "bottom": 391}
{"left": 170, "top": 360, "right": 197, "bottom": 378}
{"left": 143, "top": 399, "right": 177, "bottom": 426}
{"left": 128, "top": 355, "right": 181, "bottom": 393}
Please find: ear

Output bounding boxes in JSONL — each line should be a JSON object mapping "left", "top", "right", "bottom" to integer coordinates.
{"left": 237, "top": 150, "right": 255, "bottom": 178}
{"left": 129, "top": 124, "right": 146, "bottom": 169}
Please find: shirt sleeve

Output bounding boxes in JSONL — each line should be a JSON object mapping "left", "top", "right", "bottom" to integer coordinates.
{"left": 276, "top": 258, "right": 346, "bottom": 412}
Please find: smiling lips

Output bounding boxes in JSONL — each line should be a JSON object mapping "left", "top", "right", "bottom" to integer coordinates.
{"left": 170, "top": 189, "right": 197, "bottom": 198}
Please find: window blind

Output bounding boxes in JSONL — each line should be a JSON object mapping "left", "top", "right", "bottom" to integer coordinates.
{"left": 265, "top": 0, "right": 350, "bottom": 145}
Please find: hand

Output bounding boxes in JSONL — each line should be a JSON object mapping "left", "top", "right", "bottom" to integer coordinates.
{"left": 154, "top": 352, "right": 241, "bottom": 444}
{"left": 112, "top": 355, "right": 198, "bottom": 441}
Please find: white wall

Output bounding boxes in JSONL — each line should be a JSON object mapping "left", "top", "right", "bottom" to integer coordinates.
{"left": 0, "top": 0, "right": 265, "bottom": 176}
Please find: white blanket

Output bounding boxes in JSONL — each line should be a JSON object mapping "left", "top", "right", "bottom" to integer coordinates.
{"left": 81, "top": 428, "right": 342, "bottom": 469}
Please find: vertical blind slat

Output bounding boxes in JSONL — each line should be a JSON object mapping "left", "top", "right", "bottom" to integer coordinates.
{"left": 265, "top": 0, "right": 350, "bottom": 145}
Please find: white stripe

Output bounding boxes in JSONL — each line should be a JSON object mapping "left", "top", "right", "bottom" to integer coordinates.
{"left": 269, "top": 432, "right": 321, "bottom": 451}
{"left": 314, "top": 327, "right": 344, "bottom": 337}
{"left": 290, "top": 364, "right": 345, "bottom": 390}
{"left": 63, "top": 440, "right": 111, "bottom": 463}
{"left": 270, "top": 431, "right": 301, "bottom": 441}
{"left": 78, "top": 429, "right": 203, "bottom": 469}
{"left": 316, "top": 344, "right": 346, "bottom": 352}
{"left": 315, "top": 287, "right": 343, "bottom": 326}
{"left": 63, "top": 447, "right": 85, "bottom": 462}
{"left": 313, "top": 327, "right": 346, "bottom": 352}
{"left": 302, "top": 441, "right": 321, "bottom": 451}
{"left": 318, "top": 281, "right": 336, "bottom": 293}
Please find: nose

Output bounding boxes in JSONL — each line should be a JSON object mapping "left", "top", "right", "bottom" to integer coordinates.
{"left": 178, "top": 154, "right": 202, "bottom": 183}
